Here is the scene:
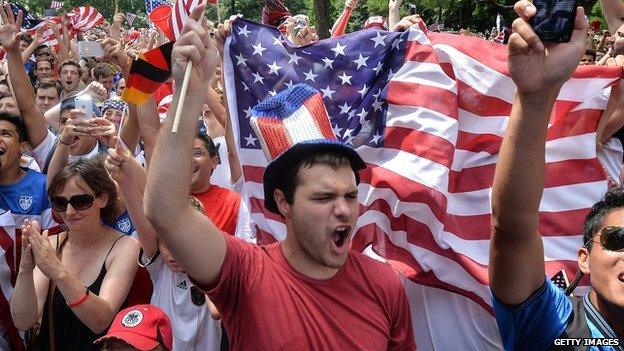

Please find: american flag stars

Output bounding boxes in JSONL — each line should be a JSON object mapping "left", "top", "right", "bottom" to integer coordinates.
{"left": 227, "top": 19, "right": 408, "bottom": 148}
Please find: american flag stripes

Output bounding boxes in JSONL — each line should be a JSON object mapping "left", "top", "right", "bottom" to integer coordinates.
{"left": 26, "top": 17, "right": 62, "bottom": 52}
{"left": 223, "top": 18, "right": 622, "bottom": 314}
{"left": 171, "top": 0, "right": 204, "bottom": 39}
{"left": 69, "top": 6, "right": 105, "bottom": 32}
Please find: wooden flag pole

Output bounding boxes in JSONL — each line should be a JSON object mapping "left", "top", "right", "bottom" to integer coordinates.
{"left": 171, "top": 61, "right": 193, "bottom": 133}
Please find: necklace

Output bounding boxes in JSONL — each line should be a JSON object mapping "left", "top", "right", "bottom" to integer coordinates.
{"left": 62, "top": 231, "right": 111, "bottom": 278}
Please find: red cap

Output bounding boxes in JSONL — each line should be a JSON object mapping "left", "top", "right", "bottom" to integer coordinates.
{"left": 94, "top": 305, "right": 173, "bottom": 351}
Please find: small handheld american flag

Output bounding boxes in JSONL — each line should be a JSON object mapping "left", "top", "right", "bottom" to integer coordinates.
{"left": 550, "top": 269, "right": 570, "bottom": 291}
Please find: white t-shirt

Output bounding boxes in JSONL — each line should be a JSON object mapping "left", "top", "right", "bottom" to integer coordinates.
{"left": 139, "top": 251, "right": 221, "bottom": 351}
{"left": 32, "top": 130, "right": 101, "bottom": 171}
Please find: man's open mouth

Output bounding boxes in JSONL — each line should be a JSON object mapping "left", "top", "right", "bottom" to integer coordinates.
{"left": 331, "top": 226, "right": 350, "bottom": 248}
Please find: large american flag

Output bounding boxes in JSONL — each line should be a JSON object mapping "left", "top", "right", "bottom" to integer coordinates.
{"left": 223, "top": 18, "right": 621, "bottom": 315}
{"left": 171, "top": 0, "right": 204, "bottom": 39}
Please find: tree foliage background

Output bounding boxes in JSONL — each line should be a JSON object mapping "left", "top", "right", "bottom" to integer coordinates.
{"left": 21, "top": 0, "right": 608, "bottom": 35}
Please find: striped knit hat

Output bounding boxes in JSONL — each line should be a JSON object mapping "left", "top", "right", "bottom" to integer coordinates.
{"left": 249, "top": 84, "right": 365, "bottom": 214}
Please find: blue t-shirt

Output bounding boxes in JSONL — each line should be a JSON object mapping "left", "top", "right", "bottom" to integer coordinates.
{"left": 0, "top": 168, "right": 57, "bottom": 230}
{"left": 492, "top": 278, "right": 619, "bottom": 351}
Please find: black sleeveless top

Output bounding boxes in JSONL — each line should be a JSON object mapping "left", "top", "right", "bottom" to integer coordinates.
{"left": 38, "top": 235, "right": 124, "bottom": 351}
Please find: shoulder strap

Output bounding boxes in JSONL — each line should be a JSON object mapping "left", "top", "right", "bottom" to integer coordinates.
{"left": 47, "top": 232, "right": 67, "bottom": 351}
{"left": 104, "top": 235, "right": 125, "bottom": 261}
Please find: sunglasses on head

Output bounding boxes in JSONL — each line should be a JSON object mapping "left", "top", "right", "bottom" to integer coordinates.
{"left": 586, "top": 226, "right": 624, "bottom": 252}
{"left": 50, "top": 194, "right": 98, "bottom": 212}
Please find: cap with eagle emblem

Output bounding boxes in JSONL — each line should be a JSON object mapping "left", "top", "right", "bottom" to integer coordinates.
{"left": 94, "top": 304, "right": 173, "bottom": 350}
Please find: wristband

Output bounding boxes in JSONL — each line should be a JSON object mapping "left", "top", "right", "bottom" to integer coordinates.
{"left": 58, "top": 138, "right": 72, "bottom": 146}
{"left": 67, "top": 288, "right": 90, "bottom": 308}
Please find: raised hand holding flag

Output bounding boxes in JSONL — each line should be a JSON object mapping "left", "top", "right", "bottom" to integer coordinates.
{"left": 171, "top": 0, "right": 209, "bottom": 133}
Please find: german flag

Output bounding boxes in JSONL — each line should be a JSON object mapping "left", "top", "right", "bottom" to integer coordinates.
{"left": 122, "top": 41, "right": 174, "bottom": 105}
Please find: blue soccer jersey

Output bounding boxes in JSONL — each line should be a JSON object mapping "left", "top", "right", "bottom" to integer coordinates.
{"left": 492, "top": 278, "right": 619, "bottom": 351}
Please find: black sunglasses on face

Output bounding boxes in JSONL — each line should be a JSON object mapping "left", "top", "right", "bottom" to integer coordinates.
{"left": 586, "top": 226, "right": 624, "bottom": 252}
{"left": 50, "top": 194, "right": 98, "bottom": 212}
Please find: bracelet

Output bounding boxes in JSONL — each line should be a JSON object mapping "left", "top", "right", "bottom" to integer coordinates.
{"left": 67, "top": 288, "right": 90, "bottom": 308}
{"left": 58, "top": 138, "right": 72, "bottom": 146}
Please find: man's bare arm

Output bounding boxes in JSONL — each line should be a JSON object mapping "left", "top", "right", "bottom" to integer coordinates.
{"left": 600, "top": 0, "right": 624, "bottom": 33}
{"left": 490, "top": 0, "right": 587, "bottom": 305}
{"left": 144, "top": 4, "right": 225, "bottom": 287}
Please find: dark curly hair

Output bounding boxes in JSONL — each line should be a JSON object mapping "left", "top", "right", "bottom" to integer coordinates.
{"left": 582, "top": 186, "right": 624, "bottom": 251}
{"left": 48, "top": 154, "right": 120, "bottom": 224}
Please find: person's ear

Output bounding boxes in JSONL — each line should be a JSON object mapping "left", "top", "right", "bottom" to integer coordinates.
{"left": 274, "top": 189, "right": 291, "bottom": 217}
{"left": 97, "top": 193, "right": 109, "bottom": 209}
{"left": 19, "top": 141, "right": 28, "bottom": 155}
{"left": 578, "top": 246, "right": 591, "bottom": 275}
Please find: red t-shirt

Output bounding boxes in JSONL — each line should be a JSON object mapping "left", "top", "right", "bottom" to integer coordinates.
{"left": 192, "top": 185, "right": 241, "bottom": 236}
{"left": 203, "top": 235, "right": 416, "bottom": 350}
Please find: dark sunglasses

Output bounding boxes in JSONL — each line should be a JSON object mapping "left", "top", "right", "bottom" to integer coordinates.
{"left": 586, "top": 226, "right": 624, "bottom": 252}
{"left": 50, "top": 194, "right": 98, "bottom": 212}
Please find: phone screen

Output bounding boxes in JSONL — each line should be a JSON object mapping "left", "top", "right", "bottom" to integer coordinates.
{"left": 530, "top": 0, "right": 579, "bottom": 43}
{"left": 74, "top": 95, "right": 93, "bottom": 122}
{"left": 78, "top": 41, "right": 105, "bottom": 58}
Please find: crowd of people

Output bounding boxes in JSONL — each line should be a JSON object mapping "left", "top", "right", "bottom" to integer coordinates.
{"left": 0, "top": 0, "right": 622, "bottom": 350}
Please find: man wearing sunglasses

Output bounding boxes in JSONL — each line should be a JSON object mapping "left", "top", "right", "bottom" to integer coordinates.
{"left": 490, "top": 2, "right": 624, "bottom": 350}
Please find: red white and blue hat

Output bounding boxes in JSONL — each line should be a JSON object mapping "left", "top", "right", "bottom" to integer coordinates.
{"left": 250, "top": 84, "right": 366, "bottom": 214}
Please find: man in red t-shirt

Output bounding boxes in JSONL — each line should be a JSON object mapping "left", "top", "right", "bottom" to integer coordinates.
{"left": 145, "top": 6, "right": 415, "bottom": 350}
{"left": 190, "top": 132, "right": 251, "bottom": 238}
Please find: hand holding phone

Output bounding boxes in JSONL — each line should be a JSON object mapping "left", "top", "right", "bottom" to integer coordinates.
{"left": 530, "top": 0, "right": 579, "bottom": 43}
{"left": 74, "top": 95, "right": 93, "bottom": 123}
{"left": 78, "top": 41, "right": 105, "bottom": 58}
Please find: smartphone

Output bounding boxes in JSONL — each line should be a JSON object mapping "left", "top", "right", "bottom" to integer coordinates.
{"left": 74, "top": 95, "right": 93, "bottom": 122}
{"left": 408, "top": 4, "right": 417, "bottom": 15}
{"left": 530, "top": 0, "right": 579, "bottom": 43}
{"left": 78, "top": 41, "right": 105, "bottom": 58}
{"left": 293, "top": 15, "right": 309, "bottom": 36}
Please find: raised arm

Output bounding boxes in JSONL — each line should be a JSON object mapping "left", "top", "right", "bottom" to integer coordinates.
{"left": 136, "top": 96, "right": 161, "bottom": 164}
{"left": 106, "top": 139, "right": 158, "bottom": 257}
{"left": 144, "top": 5, "right": 226, "bottom": 287}
{"left": 0, "top": 5, "right": 49, "bottom": 147}
{"left": 21, "top": 32, "right": 42, "bottom": 63}
{"left": 600, "top": 0, "right": 624, "bottom": 33}
{"left": 388, "top": 0, "right": 404, "bottom": 29}
{"left": 222, "top": 88, "right": 242, "bottom": 185}
{"left": 331, "top": 0, "right": 357, "bottom": 37}
{"left": 489, "top": 0, "right": 587, "bottom": 306}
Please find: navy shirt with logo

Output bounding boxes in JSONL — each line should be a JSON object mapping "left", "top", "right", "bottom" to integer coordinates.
{"left": 105, "top": 210, "right": 135, "bottom": 235}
